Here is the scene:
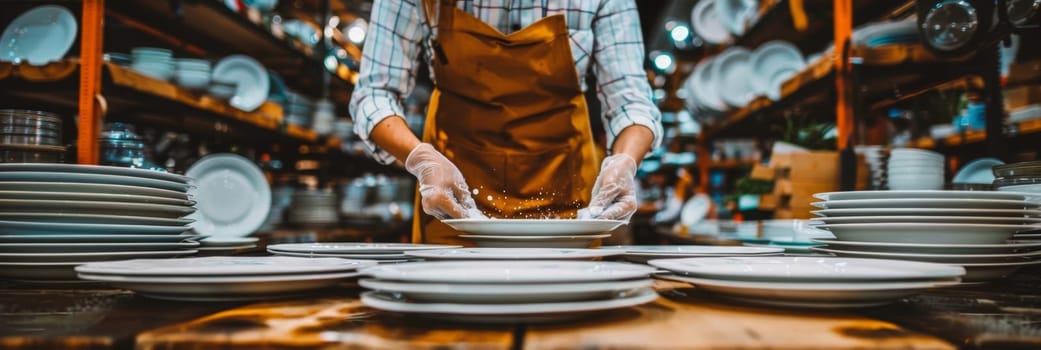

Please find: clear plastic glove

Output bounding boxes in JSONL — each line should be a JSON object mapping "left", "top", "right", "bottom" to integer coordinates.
{"left": 405, "top": 143, "right": 486, "bottom": 220}
{"left": 579, "top": 154, "right": 638, "bottom": 221}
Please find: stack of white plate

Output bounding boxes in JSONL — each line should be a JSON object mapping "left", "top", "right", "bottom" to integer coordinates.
{"left": 76, "top": 256, "right": 375, "bottom": 301}
{"left": 441, "top": 219, "right": 624, "bottom": 248}
{"left": 0, "top": 163, "right": 198, "bottom": 282}
{"left": 749, "top": 41, "right": 806, "bottom": 101}
{"left": 651, "top": 257, "right": 965, "bottom": 309}
{"left": 888, "top": 148, "right": 944, "bottom": 190}
{"left": 173, "top": 58, "right": 211, "bottom": 90}
{"left": 602, "top": 245, "right": 783, "bottom": 263}
{"left": 406, "top": 247, "right": 623, "bottom": 261}
{"left": 131, "top": 47, "right": 175, "bottom": 81}
{"left": 855, "top": 145, "right": 887, "bottom": 190}
{"left": 267, "top": 243, "right": 460, "bottom": 263}
{"left": 810, "top": 190, "right": 1041, "bottom": 281}
{"left": 359, "top": 261, "right": 658, "bottom": 323}
{"left": 288, "top": 189, "right": 339, "bottom": 226}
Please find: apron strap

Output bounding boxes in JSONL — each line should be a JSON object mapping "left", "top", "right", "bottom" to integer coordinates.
{"left": 421, "top": 0, "right": 454, "bottom": 64}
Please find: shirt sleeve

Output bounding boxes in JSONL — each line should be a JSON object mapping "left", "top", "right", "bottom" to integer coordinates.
{"left": 591, "top": 0, "right": 663, "bottom": 153}
{"left": 348, "top": 0, "right": 427, "bottom": 165}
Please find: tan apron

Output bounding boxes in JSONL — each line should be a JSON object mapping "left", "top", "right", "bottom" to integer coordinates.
{"left": 412, "top": 0, "right": 600, "bottom": 244}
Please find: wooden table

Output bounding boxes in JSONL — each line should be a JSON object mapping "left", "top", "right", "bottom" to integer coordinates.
{"left": 3, "top": 266, "right": 1040, "bottom": 350}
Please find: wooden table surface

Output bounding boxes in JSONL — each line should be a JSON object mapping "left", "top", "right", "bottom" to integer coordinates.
{"left": 3, "top": 267, "right": 1041, "bottom": 350}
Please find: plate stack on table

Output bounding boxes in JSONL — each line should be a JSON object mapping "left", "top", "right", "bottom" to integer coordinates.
{"left": 76, "top": 256, "right": 375, "bottom": 301}
{"left": 651, "top": 257, "right": 965, "bottom": 309}
{"left": 186, "top": 154, "right": 270, "bottom": 254}
{"left": 0, "top": 163, "right": 199, "bottom": 282}
{"left": 406, "top": 247, "right": 623, "bottom": 261}
{"left": 441, "top": 219, "right": 624, "bottom": 248}
{"left": 268, "top": 243, "right": 461, "bottom": 263}
{"left": 601, "top": 245, "right": 783, "bottom": 263}
{"left": 810, "top": 190, "right": 1041, "bottom": 282}
{"left": 1, "top": 110, "right": 66, "bottom": 163}
{"left": 359, "top": 261, "right": 658, "bottom": 323}
{"left": 288, "top": 189, "right": 339, "bottom": 227}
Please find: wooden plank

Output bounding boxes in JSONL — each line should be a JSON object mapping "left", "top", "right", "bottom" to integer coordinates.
{"left": 136, "top": 296, "right": 516, "bottom": 350}
{"left": 524, "top": 285, "right": 955, "bottom": 350}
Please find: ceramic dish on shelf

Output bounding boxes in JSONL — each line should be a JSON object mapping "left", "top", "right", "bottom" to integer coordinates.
{"left": 404, "top": 248, "right": 623, "bottom": 261}
{"left": 360, "top": 289, "right": 657, "bottom": 324}
{"left": 952, "top": 158, "right": 1005, "bottom": 185}
{"left": 186, "top": 154, "right": 270, "bottom": 238}
{"left": 458, "top": 234, "right": 611, "bottom": 248}
{"left": 648, "top": 256, "right": 966, "bottom": 282}
{"left": 441, "top": 219, "right": 624, "bottom": 236}
{"left": 689, "top": 58, "right": 729, "bottom": 113}
{"left": 715, "top": 0, "right": 759, "bottom": 36}
{"left": 690, "top": 0, "right": 731, "bottom": 44}
{"left": 212, "top": 55, "right": 270, "bottom": 111}
{"left": 713, "top": 47, "right": 756, "bottom": 108}
{"left": 750, "top": 41, "right": 805, "bottom": 101}
{"left": 0, "top": 5, "right": 77, "bottom": 65}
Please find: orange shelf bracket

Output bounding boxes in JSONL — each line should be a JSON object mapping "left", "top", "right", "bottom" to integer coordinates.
{"left": 77, "top": 0, "right": 105, "bottom": 164}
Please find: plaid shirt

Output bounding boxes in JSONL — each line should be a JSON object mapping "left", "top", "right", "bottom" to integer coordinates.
{"left": 349, "top": 0, "right": 663, "bottom": 164}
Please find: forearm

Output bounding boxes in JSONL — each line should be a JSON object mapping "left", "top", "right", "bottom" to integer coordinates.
{"left": 611, "top": 125, "right": 654, "bottom": 164}
{"left": 370, "top": 116, "right": 422, "bottom": 162}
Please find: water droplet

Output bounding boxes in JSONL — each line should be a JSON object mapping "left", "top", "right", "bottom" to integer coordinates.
{"left": 486, "top": 195, "right": 493, "bottom": 201}
{"left": 472, "top": 188, "right": 479, "bottom": 195}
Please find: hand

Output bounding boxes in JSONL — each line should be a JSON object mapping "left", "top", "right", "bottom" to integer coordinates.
{"left": 580, "top": 154, "right": 638, "bottom": 221}
{"left": 405, "top": 143, "right": 486, "bottom": 220}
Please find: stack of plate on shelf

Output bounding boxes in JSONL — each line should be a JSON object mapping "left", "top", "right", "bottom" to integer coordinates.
{"left": 854, "top": 146, "right": 887, "bottom": 190}
{"left": 810, "top": 190, "right": 1041, "bottom": 282}
{"left": 131, "top": 47, "right": 175, "bottom": 81}
{"left": 441, "top": 219, "right": 624, "bottom": 248}
{"left": 651, "top": 256, "right": 965, "bottom": 308}
{"left": 76, "top": 256, "right": 375, "bottom": 301}
{"left": 359, "top": 261, "right": 659, "bottom": 323}
{"left": 288, "top": 189, "right": 339, "bottom": 226}
{"left": 0, "top": 163, "right": 199, "bottom": 282}
{"left": 267, "top": 243, "right": 460, "bottom": 263}
{"left": 406, "top": 247, "right": 623, "bottom": 261}
{"left": 749, "top": 41, "right": 806, "bottom": 101}
{"left": 690, "top": 0, "right": 732, "bottom": 45}
{"left": 173, "top": 58, "right": 211, "bottom": 90}
{"left": 602, "top": 245, "right": 783, "bottom": 263}
{"left": 888, "top": 148, "right": 944, "bottom": 190}
{"left": 1, "top": 109, "right": 65, "bottom": 163}
{"left": 0, "top": 5, "right": 77, "bottom": 65}
{"left": 186, "top": 154, "right": 269, "bottom": 252}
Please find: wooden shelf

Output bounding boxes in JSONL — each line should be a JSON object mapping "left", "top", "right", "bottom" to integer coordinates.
{"left": 911, "top": 118, "right": 1041, "bottom": 149}
{"left": 0, "top": 60, "right": 316, "bottom": 144}
{"left": 734, "top": 0, "right": 914, "bottom": 53}
{"left": 702, "top": 44, "right": 981, "bottom": 140}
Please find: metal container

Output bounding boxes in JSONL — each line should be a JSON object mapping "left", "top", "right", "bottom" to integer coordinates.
{"left": 0, "top": 110, "right": 62, "bottom": 131}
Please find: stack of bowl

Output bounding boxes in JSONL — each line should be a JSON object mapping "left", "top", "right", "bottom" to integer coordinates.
{"left": 0, "top": 110, "right": 64, "bottom": 163}
{"left": 174, "top": 59, "right": 211, "bottom": 90}
{"left": 131, "top": 47, "right": 174, "bottom": 81}
{"left": 888, "top": 148, "right": 944, "bottom": 190}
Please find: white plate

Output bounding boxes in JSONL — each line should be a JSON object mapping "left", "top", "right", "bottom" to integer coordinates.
{"left": 690, "top": 0, "right": 731, "bottom": 44}
{"left": 360, "top": 260, "right": 656, "bottom": 284}
{"left": 814, "top": 190, "right": 1034, "bottom": 201}
{"left": 690, "top": 57, "right": 728, "bottom": 112}
{"left": 441, "top": 219, "right": 624, "bottom": 236}
{"left": 0, "top": 212, "right": 192, "bottom": 226}
{"left": 360, "top": 289, "right": 657, "bottom": 323}
{"left": 459, "top": 234, "right": 610, "bottom": 248}
{"left": 812, "top": 239, "right": 1041, "bottom": 254}
{"left": 648, "top": 257, "right": 965, "bottom": 282}
{"left": 186, "top": 154, "right": 270, "bottom": 238}
{"left": 657, "top": 274, "right": 956, "bottom": 309}
{"left": 359, "top": 278, "right": 653, "bottom": 303}
{"left": 0, "top": 249, "right": 196, "bottom": 262}
{"left": 713, "top": 47, "right": 756, "bottom": 108}
{"left": 813, "top": 198, "right": 1039, "bottom": 209}
{"left": 404, "top": 248, "right": 623, "bottom": 261}
{"left": 813, "top": 223, "right": 1030, "bottom": 244}
{"left": 0, "top": 163, "right": 189, "bottom": 184}
{"left": 196, "top": 245, "right": 256, "bottom": 251}
{"left": 0, "top": 5, "right": 76, "bottom": 64}
{"left": 0, "top": 199, "right": 194, "bottom": 218}
{"left": 812, "top": 246, "right": 1041, "bottom": 263}
{"left": 604, "top": 245, "right": 784, "bottom": 256}
{"left": 680, "top": 194, "right": 711, "bottom": 227}
{"left": 0, "top": 182, "right": 190, "bottom": 199}
{"left": 0, "top": 234, "right": 200, "bottom": 243}
{"left": 813, "top": 208, "right": 1041, "bottom": 218}
{"left": 268, "top": 250, "right": 409, "bottom": 260}
{"left": 0, "top": 172, "right": 191, "bottom": 192}
{"left": 212, "top": 55, "right": 270, "bottom": 111}
{"left": 751, "top": 41, "right": 804, "bottom": 100}
{"left": 715, "top": 0, "right": 757, "bottom": 36}
{"left": 77, "top": 271, "right": 360, "bottom": 301}
{"left": 0, "top": 190, "right": 194, "bottom": 206}
{"left": 199, "top": 237, "right": 259, "bottom": 246}
{"left": 267, "top": 243, "right": 461, "bottom": 254}
{"left": 75, "top": 256, "right": 376, "bottom": 276}
{"left": 0, "top": 241, "right": 199, "bottom": 253}
{"left": 0, "top": 220, "right": 189, "bottom": 235}
{"left": 810, "top": 215, "right": 1041, "bottom": 225}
